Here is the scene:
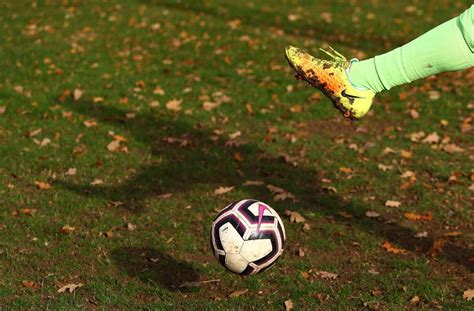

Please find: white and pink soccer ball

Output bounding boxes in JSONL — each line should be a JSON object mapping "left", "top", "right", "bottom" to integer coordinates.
{"left": 210, "top": 199, "right": 286, "bottom": 275}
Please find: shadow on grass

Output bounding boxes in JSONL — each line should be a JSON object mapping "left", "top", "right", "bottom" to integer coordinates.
{"left": 57, "top": 101, "right": 474, "bottom": 273}
{"left": 111, "top": 247, "right": 200, "bottom": 291}
{"left": 139, "top": 0, "right": 406, "bottom": 51}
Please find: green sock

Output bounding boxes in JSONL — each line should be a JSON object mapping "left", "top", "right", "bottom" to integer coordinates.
{"left": 349, "top": 5, "right": 474, "bottom": 93}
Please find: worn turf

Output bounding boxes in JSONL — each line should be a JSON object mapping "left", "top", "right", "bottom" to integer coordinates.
{"left": 0, "top": 0, "right": 473, "bottom": 309}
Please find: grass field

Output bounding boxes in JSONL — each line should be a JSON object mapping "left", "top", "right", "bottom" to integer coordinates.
{"left": 0, "top": 0, "right": 473, "bottom": 309}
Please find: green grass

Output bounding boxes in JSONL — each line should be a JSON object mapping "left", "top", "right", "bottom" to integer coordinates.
{"left": 0, "top": 0, "right": 473, "bottom": 309}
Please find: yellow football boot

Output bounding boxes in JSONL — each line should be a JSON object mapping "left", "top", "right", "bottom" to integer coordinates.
{"left": 285, "top": 45, "right": 375, "bottom": 119}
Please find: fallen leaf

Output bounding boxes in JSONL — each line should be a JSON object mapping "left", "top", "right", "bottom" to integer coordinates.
{"left": 228, "top": 131, "right": 241, "bottom": 139}
{"left": 407, "top": 131, "right": 425, "bottom": 142}
{"left": 404, "top": 212, "right": 432, "bottom": 221}
{"left": 285, "top": 210, "right": 305, "bottom": 223}
{"left": 92, "top": 96, "right": 104, "bottom": 103}
{"left": 385, "top": 200, "right": 401, "bottom": 207}
{"left": 316, "top": 271, "right": 338, "bottom": 279}
{"left": 65, "top": 168, "right": 77, "bottom": 176}
{"left": 421, "top": 132, "right": 440, "bottom": 144}
{"left": 228, "top": 289, "right": 248, "bottom": 298}
{"left": 365, "top": 211, "right": 380, "bottom": 218}
{"left": 22, "top": 280, "right": 40, "bottom": 289}
{"left": 107, "top": 140, "right": 120, "bottom": 152}
{"left": 409, "top": 109, "right": 419, "bottom": 119}
{"left": 410, "top": 296, "right": 420, "bottom": 304}
{"left": 90, "top": 179, "right": 104, "bottom": 186}
{"left": 27, "top": 128, "right": 42, "bottom": 137}
{"left": 284, "top": 299, "right": 294, "bottom": 311}
{"left": 428, "top": 238, "right": 446, "bottom": 257}
{"left": 203, "top": 101, "right": 220, "bottom": 111}
{"left": 14, "top": 85, "right": 24, "bottom": 94}
{"left": 463, "top": 289, "right": 474, "bottom": 301}
{"left": 73, "top": 89, "right": 83, "bottom": 101}
{"left": 382, "top": 241, "right": 406, "bottom": 254}
{"left": 60, "top": 225, "right": 75, "bottom": 234}
{"left": 158, "top": 193, "right": 173, "bottom": 199}
{"left": 166, "top": 99, "right": 182, "bottom": 112}
{"left": 442, "top": 144, "right": 463, "bottom": 153}
{"left": 267, "top": 184, "right": 285, "bottom": 193}
{"left": 443, "top": 231, "right": 462, "bottom": 237}
{"left": 39, "top": 138, "right": 51, "bottom": 147}
{"left": 213, "top": 186, "right": 234, "bottom": 195}
{"left": 414, "top": 231, "right": 428, "bottom": 238}
{"left": 19, "top": 208, "right": 37, "bottom": 216}
{"left": 273, "top": 191, "right": 296, "bottom": 202}
{"left": 35, "top": 181, "right": 52, "bottom": 190}
{"left": 127, "top": 223, "right": 137, "bottom": 231}
{"left": 339, "top": 167, "right": 353, "bottom": 174}
{"left": 377, "top": 164, "right": 393, "bottom": 171}
{"left": 400, "top": 150, "right": 412, "bottom": 158}
{"left": 400, "top": 170, "right": 416, "bottom": 179}
{"left": 57, "top": 283, "right": 83, "bottom": 293}
{"left": 0, "top": 106, "right": 6, "bottom": 114}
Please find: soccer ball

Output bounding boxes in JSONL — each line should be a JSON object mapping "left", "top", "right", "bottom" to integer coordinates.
{"left": 210, "top": 199, "right": 286, "bottom": 275}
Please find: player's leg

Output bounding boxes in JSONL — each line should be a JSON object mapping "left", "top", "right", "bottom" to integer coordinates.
{"left": 285, "top": 5, "right": 474, "bottom": 119}
{"left": 349, "top": 5, "right": 474, "bottom": 92}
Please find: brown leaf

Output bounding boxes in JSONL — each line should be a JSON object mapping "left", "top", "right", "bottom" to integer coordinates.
{"left": 421, "top": 132, "right": 440, "bottom": 144}
{"left": 339, "top": 167, "right": 353, "bottom": 174}
{"left": 381, "top": 241, "right": 406, "bottom": 254}
{"left": 404, "top": 212, "right": 432, "bottom": 221}
{"left": 414, "top": 231, "right": 428, "bottom": 238}
{"left": 285, "top": 210, "right": 305, "bottom": 223}
{"left": 442, "top": 144, "right": 463, "bottom": 153}
{"left": 19, "top": 208, "right": 37, "bottom": 216}
{"left": 35, "top": 181, "right": 52, "bottom": 190}
{"left": 203, "top": 101, "right": 220, "bottom": 111}
{"left": 228, "top": 289, "right": 248, "bottom": 298}
{"left": 65, "top": 168, "right": 77, "bottom": 176}
{"left": 158, "top": 193, "right": 173, "bottom": 199}
{"left": 233, "top": 152, "right": 244, "bottom": 162}
{"left": 73, "top": 89, "right": 83, "bottom": 101}
{"left": 267, "top": 184, "right": 285, "bottom": 193}
{"left": 57, "top": 283, "right": 84, "bottom": 293}
{"left": 377, "top": 164, "right": 393, "bottom": 172}
{"left": 90, "top": 179, "right": 104, "bottom": 186}
{"left": 284, "top": 299, "right": 294, "bottom": 311}
{"left": 410, "top": 295, "right": 420, "bottom": 304}
{"left": 166, "top": 99, "right": 182, "bottom": 112}
{"left": 213, "top": 186, "right": 234, "bottom": 195}
{"left": 27, "top": 128, "right": 42, "bottom": 137}
{"left": 60, "top": 225, "right": 75, "bottom": 234}
{"left": 400, "top": 150, "right": 412, "bottom": 158}
{"left": 107, "top": 140, "right": 121, "bottom": 152}
{"left": 83, "top": 120, "right": 97, "bottom": 128}
{"left": 273, "top": 191, "right": 296, "bottom": 202}
{"left": 365, "top": 211, "right": 380, "bottom": 218}
{"left": 385, "top": 200, "right": 401, "bottom": 207}
{"left": 443, "top": 231, "right": 462, "bottom": 237}
{"left": 427, "top": 238, "right": 446, "bottom": 257}
{"left": 315, "top": 271, "right": 338, "bottom": 279}
{"left": 463, "top": 289, "right": 474, "bottom": 301}
{"left": 22, "top": 280, "right": 40, "bottom": 289}
{"left": 0, "top": 106, "right": 6, "bottom": 114}
{"left": 228, "top": 131, "right": 241, "bottom": 139}
{"left": 409, "top": 109, "right": 419, "bottom": 119}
